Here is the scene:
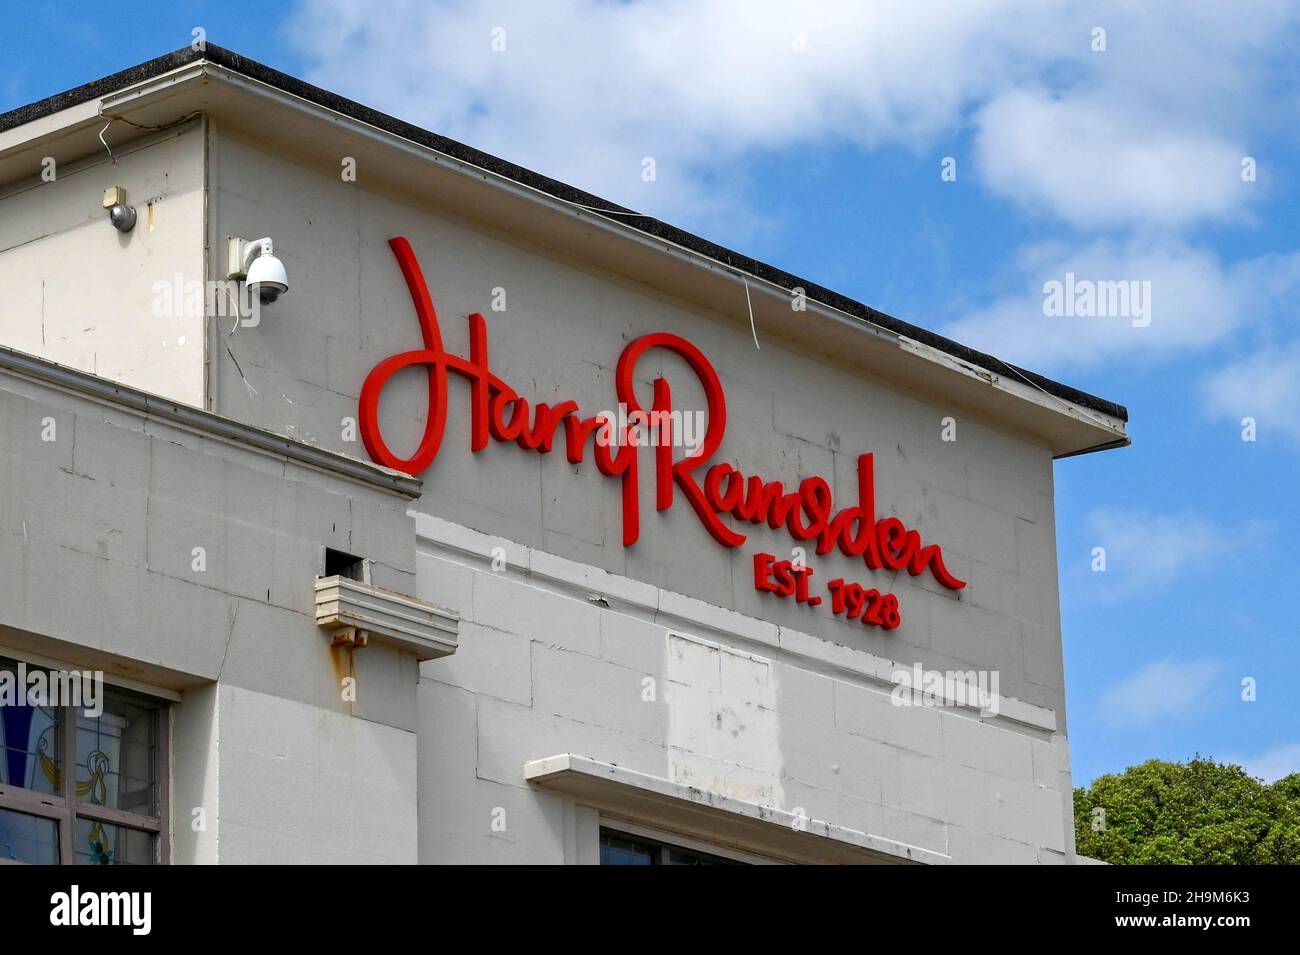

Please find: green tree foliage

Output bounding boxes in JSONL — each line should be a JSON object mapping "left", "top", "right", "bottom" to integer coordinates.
{"left": 1074, "top": 757, "right": 1300, "bottom": 864}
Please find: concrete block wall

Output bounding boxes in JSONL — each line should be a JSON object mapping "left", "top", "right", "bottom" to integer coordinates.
{"left": 211, "top": 126, "right": 1080, "bottom": 862}
{"left": 0, "top": 362, "right": 423, "bottom": 864}
{"left": 416, "top": 521, "right": 1074, "bottom": 863}
{"left": 209, "top": 129, "right": 1069, "bottom": 715}
{"left": 0, "top": 123, "right": 206, "bottom": 407}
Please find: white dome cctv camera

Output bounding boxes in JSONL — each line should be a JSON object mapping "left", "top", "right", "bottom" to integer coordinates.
{"left": 245, "top": 246, "right": 289, "bottom": 304}
{"left": 227, "top": 236, "right": 289, "bottom": 307}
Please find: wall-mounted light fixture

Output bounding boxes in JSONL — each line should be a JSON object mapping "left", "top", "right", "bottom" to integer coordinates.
{"left": 103, "top": 186, "right": 136, "bottom": 233}
{"left": 226, "top": 236, "right": 289, "bottom": 305}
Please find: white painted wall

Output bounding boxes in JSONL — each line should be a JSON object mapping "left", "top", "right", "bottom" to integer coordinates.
{"left": 0, "top": 107, "right": 1084, "bottom": 864}
{"left": 208, "top": 128, "right": 1067, "bottom": 708}
{"left": 204, "top": 126, "right": 1081, "bottom": 863}
{"left": 212, "top": 684, "right": 418, "bottom": 864}
{"left": 0, "top": 337, "right": 427, "bottom": 867}
{"left": 415, "top": 517, "right": 1073, "bottom": 863}
{"left": 0, "top": 123, "right": 206, "bottom": 408}
{"left": 169, "top": 683, "right": 418, "bottom": 865}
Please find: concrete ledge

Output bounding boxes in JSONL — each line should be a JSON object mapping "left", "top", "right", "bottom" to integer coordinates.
{"left": 524, "top": 753, "right": 950, "bottom": 865}
{"left": 415, "top": 512, "right": 1059, "bottom": 733}
{"left": 0, "top": 345, "right": 422, "bottom": 498}
{"left": 315, "top": 575, "right": 459, "bottom": 662}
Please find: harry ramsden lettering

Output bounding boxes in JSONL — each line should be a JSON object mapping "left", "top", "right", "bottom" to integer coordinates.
{"left": 360, "top": 237, "right": 965, "bottom": 592}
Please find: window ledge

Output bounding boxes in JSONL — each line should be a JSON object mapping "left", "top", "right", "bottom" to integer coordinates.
{"left": 524, "top": 754, "right": 950, "bottom": 865}
{"left": 314, "top": 575, "right": 459, "bottom": 662}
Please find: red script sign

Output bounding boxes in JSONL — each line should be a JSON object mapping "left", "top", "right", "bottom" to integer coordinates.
{"left": 359, "top": 237, "right": 966, "bottom": 592}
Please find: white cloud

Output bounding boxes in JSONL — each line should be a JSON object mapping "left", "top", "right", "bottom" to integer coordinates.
{"left": 970, "top": 1, "right": 1297, "bottom": 230}
{"left": 286, "top": 0, "right": 1060, "bottom": 230}
{"left": 1230, "top": 742, "right": 1300, "bottom": 783}
{"left": 1204, "top": 342, "right": 1300, "bottom": 445}
{"left": 285, "top": 0, "right": 1296, "bottom": 233}
{"left": 1099, "top": 657, "right": 1224, "bottom": 728}
{"left": 284, "top": 1, "right": 1300, "bottom": 380}
{"left": 1074, "top": 506, "right": 1267, "bottom": 604}
{"left": 974, "top": 89, "right": 1248, "bottom": 230}
{"left": 944, "top": 239, "right": 1252, "bottom": 370}
{"left": 1077, "top": 507, "right": 1236, "bottom": 603}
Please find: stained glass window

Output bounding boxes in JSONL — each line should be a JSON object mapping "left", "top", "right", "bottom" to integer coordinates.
{"left": 0, "top": 658, "right": 165, "bottom": 865}
{"left": 0, "top": 806, "right": 59, "bottom": 864}
{"left": 74, "top": 818, "right": 155, "bottom": 866}
{"left": 75, "top": 689, "right": 159, "bottom": 818}
{"left": 0, "top": 664, "right": 62, "bottom": 794}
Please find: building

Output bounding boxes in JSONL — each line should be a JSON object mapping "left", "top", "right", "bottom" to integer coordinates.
{"left": 0, "top": 46, "right": 1128, "bottom": 865}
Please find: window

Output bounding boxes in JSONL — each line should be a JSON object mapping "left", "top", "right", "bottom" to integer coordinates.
{"left": 0, "top": 659, "right": 166, "bottom": 865}
{"left": 599, "top": 828, "right": 745, "bottom": 866}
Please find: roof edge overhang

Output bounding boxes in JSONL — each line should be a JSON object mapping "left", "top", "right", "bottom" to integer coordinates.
{"left": 0, "top": 46, "right": 1129, "bottom": 459}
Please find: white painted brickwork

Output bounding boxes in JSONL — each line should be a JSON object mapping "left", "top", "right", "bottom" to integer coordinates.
{"left": 416, "top": 515, "right": 1074, "bottom": 864}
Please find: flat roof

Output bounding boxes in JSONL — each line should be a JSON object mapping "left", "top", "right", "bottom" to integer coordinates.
{"left": 0, "top": 44, "right": 1127, "bottom": 425}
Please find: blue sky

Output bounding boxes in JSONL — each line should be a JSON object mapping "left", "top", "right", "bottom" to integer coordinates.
{"left": 4, "top": 2, "right": 1297, "bottom": 785}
